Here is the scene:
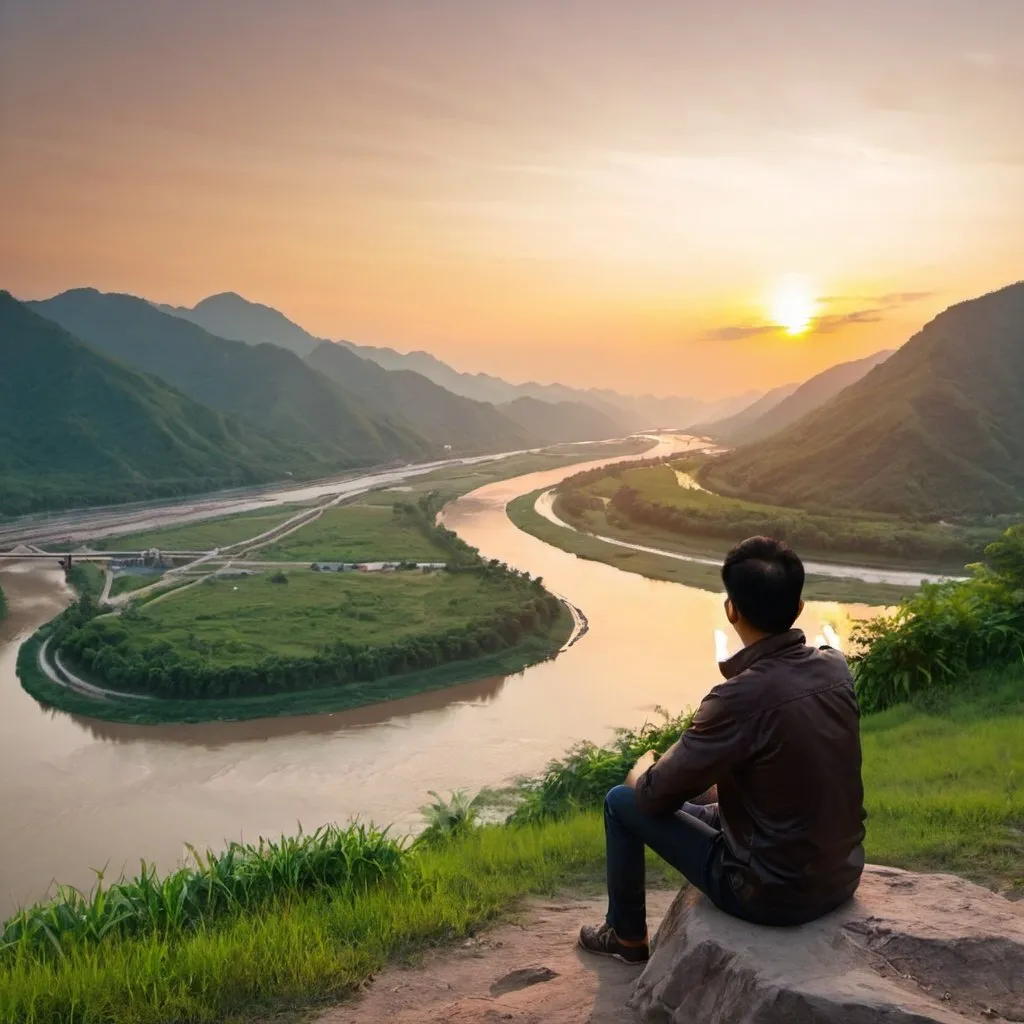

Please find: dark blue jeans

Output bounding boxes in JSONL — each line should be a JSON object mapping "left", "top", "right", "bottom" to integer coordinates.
{"left": 604, "top": 783, "right": 748, "bottom": 940}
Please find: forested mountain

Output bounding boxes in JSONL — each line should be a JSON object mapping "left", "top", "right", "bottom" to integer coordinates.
{"left": 156, "top": 292, "right": 751, "bottom": 429}
{"left": 305, "top": 340, "right": 532, "bottom": 449}
{"left": 704, "top": 283, "right": 1024, "bottom": 516}
{"left": 703, "top": 350, "right": 893, "bottom": 444}
{"left": 0, "top": 293, "right": 294, "bottom": 515}
{"left": 687, "top": 381, "right": 800, "bottom": 439}
{"left": 31, "top": 290, "right": 434, "bottom": 472}
{"left": 499, "top": 396, "right": 624, "bottom": 443}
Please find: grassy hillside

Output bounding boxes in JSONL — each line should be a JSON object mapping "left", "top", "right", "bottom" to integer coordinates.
{"left": 31, "top": 289, "right": 433, "bottom": 473}
{"left": 705, "top": 283, "right": 1024, "bottom": 516}
{"left": 0, "top": 294, "right": 297, "bottom": 515}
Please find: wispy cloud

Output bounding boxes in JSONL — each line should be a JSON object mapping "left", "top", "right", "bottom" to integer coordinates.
{"left": 701, "top": 324, "right": 778, "bottom": 341}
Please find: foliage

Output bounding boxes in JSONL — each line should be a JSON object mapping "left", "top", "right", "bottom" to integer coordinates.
{"left": 704, "top": 282, "right": 1024, "bottom": 516}
{"left": 851, "top": 524, "right": 1024, "bottom": 711}
{"left": 510, "top": 708, "right": 695, "bottom": 824}
{"left": 561, "top": 462, "right": 992, "bottom": 566}
{"left": 65, "top": 562, "right": 105, "bottom": 601}
{"left": 0, "top": 824, "right": 405, "bottom": 963}
{"left": 52, "top": 567, "right": 562, "bottom": 701}
{"left": 416, "top": 790, "right": 484, "bottom": 847}
{"left": 0, "top": 292, "right": 303, "bottom": 516}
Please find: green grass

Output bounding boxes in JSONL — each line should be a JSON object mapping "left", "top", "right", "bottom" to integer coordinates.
{"left": 109, "top": 573, "right": 163, "bottom": 598}
{"left": 258, "top": 505, "right": 448, "bottom": 563}
{"left": 18, "top": 607, "right": 574, "bottom": 725}
{"left": 66, "top": 562, "right": 105, "bottom": 601}
{"left": 105, "top": 570, "right": 522, "bottom": 666}
{"left": 861, "top": 668, "right": 1024, "bottom": 890}
{"left": 3, "top": 666, "right": 1020, "bottom": 1023}
{"left": 506, "top": 490, "right": 914, "bottom": 606}
{"left": 96, "top": 506, "right": 306, "bottom": 553}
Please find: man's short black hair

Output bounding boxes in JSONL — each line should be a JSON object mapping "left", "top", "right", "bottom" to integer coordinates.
{"left": 721, "top": 536, "right": 805, "bottom": 634}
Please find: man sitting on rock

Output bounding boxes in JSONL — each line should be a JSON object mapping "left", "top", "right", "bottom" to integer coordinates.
{"left": 579, "top": 536, "right": 866, "bottom": 964}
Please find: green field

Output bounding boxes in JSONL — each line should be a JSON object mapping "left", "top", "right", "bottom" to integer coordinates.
{"left": 258, "top": 505, "right": 448, "bottom": 563}
{"left": 102, "top": 569, "right": 523, "bottom": 665}
{"left": 109, "top": 573, "right": 163, "bottom": 598}
{"left": 506, "top": 490, "right": 915, "bottom": 605}
{"left": 3, "top": 665, "right": 1019, "bottom": 1023}
{"left": 96, "top": 505, "right": 305, "bottom": 553}
{"left": 574, "top": 462, "right": 992, "bottom": 571}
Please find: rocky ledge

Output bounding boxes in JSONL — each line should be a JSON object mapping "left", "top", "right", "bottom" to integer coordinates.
{"left": 631, "top": 865, "right": 1024, "bottom": 1023}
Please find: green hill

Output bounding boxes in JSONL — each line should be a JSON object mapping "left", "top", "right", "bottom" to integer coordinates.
{"left": 0, "top": 293, "right": 297, "bottom": 515}
{"left": 31, "top": 290, "right": 433, "bottom": 472}
{"left": 704, "top": 283, "right": 1024, "bottom": 516}
{"left": 710, "top": 351, "right": 893, "bottom": 444}
{"left": 687, "top": 380, "right": 799, "bottom": 439}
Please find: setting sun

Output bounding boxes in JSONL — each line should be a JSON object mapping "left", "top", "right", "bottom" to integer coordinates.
{"left": 771, "top": 276, "right": 818, "bottom": 336}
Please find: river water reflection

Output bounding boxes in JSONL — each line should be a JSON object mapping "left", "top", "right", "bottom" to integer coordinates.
{"left": 0, "top": 438, "right": 876, "bottom": 914}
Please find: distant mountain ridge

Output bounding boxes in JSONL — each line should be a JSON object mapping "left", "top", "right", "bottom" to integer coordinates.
{"left": 31, "top": 290, "right": 434, "bottom": 474}
{"left": 0, "top": 292, "right": 294, "bottom": 515}
{"left": 704, "top": 283, "right": 1024, "bottom": 516}
{"left": 693, "top": 350, "right": 893, "bottom": 444}
{"left": 156, "top": 292, "right": 757, "bottom": 429}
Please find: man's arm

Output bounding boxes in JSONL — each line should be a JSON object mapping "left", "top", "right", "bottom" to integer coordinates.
{"left": 634, "top": 693, "right": 744, "bottom": 815}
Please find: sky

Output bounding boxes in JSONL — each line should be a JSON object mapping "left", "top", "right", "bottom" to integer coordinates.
{"left": 2, "top": 1, "right": 1023, "bottom": 398}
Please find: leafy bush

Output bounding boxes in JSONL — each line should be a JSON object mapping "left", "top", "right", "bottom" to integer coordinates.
{"left": 510, "top": 708, "right": 694, "bottom": 824}
{"left": 416, "top": 790, "right": 483, "bottom": 846}
{"left": 852, "top": 524, "right": 1024, "bottom": 712}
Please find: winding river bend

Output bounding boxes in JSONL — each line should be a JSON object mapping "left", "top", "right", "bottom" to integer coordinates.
{"left": 0, "top": 438, "right": 877, "bottom": 915}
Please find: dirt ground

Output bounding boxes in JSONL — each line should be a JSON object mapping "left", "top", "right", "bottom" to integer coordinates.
{"left": 317, "top": 892, "right": 676, "bottom": 1024}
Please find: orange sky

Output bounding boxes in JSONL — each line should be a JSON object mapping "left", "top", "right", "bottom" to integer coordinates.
{"left": 2, "top": 1, "right": 1023, "bottom": 398}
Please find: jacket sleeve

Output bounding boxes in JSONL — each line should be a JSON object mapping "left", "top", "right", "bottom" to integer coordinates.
{"left": 635, "top": 692, "right": 745, "bottom": 814}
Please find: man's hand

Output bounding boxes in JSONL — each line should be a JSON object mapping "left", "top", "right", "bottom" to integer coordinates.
{"left": 624, "top": 749, "right": 658, "bottom": 788}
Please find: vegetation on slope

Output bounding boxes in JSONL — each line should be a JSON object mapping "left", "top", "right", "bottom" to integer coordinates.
{"left": 498, "top": 395, "right": 627, "bottom": 444}
{"left": 704, "top": 282, "right": 1024, "bottom": 516}
{"left": 851, "top": 523, "right": 1024, "bottom": 712}
{"left": 0, "top": 293, "right": 296, "bottom": 515}
{"left": 2, "top": 659, "right": 1019, "bottom": 1022}
{"left": 569, "top": 460, "right": 994, "bottom": 567}
{"left": 30, "top": 289, "right": 433, "bottom": 474}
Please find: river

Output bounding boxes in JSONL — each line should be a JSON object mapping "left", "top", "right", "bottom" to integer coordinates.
{"left": 0, "top": 438, "right": 877, "bottom": 915}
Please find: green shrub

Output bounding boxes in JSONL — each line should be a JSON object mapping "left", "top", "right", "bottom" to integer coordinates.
{"left": 416, "top": 790, "right": 483, "bottom": 847}
{"left": 510, "top": 708, "right": 694, "bottom": 824}
{"left": 852, "top": 524, "right": 1024, "bottom": 712}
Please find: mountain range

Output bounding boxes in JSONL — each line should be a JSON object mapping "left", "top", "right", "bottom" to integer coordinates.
{"left": 0, "top": 292, "right": 295, "bottom": 515}
{"left": 159, "top": 292, "right": 752, "bottom": 429}
{"left": 692, "top": 350, "right": 893, "bottom": 444}
{"left": 704, "top": 283, "right": 1024, "bottom": 516}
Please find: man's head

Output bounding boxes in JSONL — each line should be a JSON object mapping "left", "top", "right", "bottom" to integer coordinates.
{"left": 721, "top": 536, "right": 805, "bottom": 641}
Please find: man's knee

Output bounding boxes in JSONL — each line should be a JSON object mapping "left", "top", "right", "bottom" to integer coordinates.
{"left": 604, "top": 783, "right": 638, "bottom": 821}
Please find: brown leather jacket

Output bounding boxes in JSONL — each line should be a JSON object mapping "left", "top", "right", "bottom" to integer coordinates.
{"left": 636, "top": 629, "right": 866, "bottom": 922}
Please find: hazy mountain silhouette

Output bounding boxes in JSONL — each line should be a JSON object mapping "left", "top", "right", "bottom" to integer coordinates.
{"left": 687, "top": 381, "right": 800, "bottom": 439}
{"left": 0, "top": 293, "right": 296, "bottom": 515}
{"left": 498, "top": 396, "right": 626, "bottom": 444}
{"left": 704, "top": 283, "right": 1024, "bottom": 516}
{"left": 156, "top": 292, "right": 757, "bottom": 429}
{"left": 696, "top": 350, "right": 893, "bottom": 444}
{"left": 156, "top": 292, "right": 321, "bottom": 358}
{"left": 32, "top": 290, "right": 434, "bottom": 472}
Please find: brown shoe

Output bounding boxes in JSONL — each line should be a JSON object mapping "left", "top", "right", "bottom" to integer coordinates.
{"left": 578, "top": 922, "right": 649, "bottom": 965}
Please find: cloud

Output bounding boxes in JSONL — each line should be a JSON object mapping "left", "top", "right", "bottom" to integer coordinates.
{"left": 820, "top": 290, "right": 936, "bottom": 306}
{"left": 702, "top": 324, "right": 778, "bottom": 341}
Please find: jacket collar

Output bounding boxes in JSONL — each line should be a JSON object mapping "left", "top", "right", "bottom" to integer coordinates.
{"left": 719, "top": 628, "right": 806, "bottom": 680}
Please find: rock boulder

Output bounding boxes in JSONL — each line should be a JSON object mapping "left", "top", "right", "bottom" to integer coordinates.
{"left": 630, "top": 865, "right": 1024, "bottom": 1023}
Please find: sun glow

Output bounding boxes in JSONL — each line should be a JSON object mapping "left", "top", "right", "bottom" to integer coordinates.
{"left": 770, "top": 275, "right": 817, "bottom": 336}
